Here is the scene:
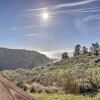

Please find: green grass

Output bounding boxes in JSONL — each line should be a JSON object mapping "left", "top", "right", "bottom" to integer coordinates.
{"left": 31, "top": 93, "right": 100, "bottom": 100}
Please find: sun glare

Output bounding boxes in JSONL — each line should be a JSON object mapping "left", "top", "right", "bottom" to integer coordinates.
{"left": 41, "top": 12, "right": 49, "bottom": 21}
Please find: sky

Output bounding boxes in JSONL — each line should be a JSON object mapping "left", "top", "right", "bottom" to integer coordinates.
{"left": 0, "top": 0, "right": 100, "bottom": 59}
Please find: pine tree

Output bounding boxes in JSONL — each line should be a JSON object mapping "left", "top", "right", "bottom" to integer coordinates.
{"left": 82, "top": 46, "right": 88, "bottom": 54}
{"left": 62, "top": 52, "right": 69, "bottom": 59}
{"left": 74, "top": 44, "right": 81, "bottom": 56}
{"left": 90, "top": 42, "right": 100, "bottom": 56}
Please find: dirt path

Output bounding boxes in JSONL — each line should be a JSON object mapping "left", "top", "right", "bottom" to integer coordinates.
{"left": 0, "top": 76, "right": 35, "bottom": 100}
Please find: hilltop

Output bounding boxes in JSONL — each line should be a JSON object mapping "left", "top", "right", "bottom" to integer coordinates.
{"left": 0, "top": 48, "right": 52, "bottom": 70}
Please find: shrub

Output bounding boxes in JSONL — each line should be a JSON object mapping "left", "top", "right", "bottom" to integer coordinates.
{"left": 16, "top": 81, "right": 27, "bottom": 91}
{"left": 30, "top": 87, "right": 36, "bottom": 93}
{"left": 80, "top": 82, "right": 98, "bottom": 93}
{"left": 44, "top": 87, "right": 59, "bottom": 94}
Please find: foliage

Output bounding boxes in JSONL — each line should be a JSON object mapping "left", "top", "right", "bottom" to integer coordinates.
{"left": 74, "top": 44, "right": 81, "bottom": 56}
{"left": 62, "top": 52, "right": 69, "bottom": 60}
{"left": 90, "top": 42, "right": 100, "bottom": 56}
{"left": 32, "top": 93, "right": 100, "bottom": 100}
{"left": 82, "top": 46, "right": 88, "bottom": 54}
{"left": 0, "top": 43, "right": 100, "bottom": 95}
{"left": 0, "top": 48, "right": 52, "bottom": 70}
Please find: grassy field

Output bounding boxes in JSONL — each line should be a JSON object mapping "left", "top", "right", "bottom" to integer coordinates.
{"left": 31, "top": 93, "right": 100, "bottom": 100}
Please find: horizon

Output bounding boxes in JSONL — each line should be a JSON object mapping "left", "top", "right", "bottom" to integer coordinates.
{"left": 0, "top": 0, "right": 100, "bottom": 58}
{"left": 0, "top": 46, "right": 73, "bottom": 59}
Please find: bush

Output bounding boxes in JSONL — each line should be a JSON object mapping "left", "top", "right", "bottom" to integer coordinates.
{"left": 17, "top": 81, "right": 24, "bottom": 88}
{"left": 80, "top": 82, "right": 98, "bottom": 93}
{"left": 30, "top": 83, "right": 44, "bottom": 93}
{"left": 30, "top": 87, "right": 36, "bottom": 93}
{"left": 16, "top": 81, "right": 27, "bottom": 91}
{"left": 44, "top": 87, "right": 59, "bottom": 94}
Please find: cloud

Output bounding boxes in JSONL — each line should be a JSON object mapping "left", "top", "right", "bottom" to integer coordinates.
{"left": 52, "top": 0, "right": 96, "bottom": 9}
{"left": 25, "top": 0, "right": 96, "bottom": 12}
{"left": 10, "top": 27, "right": 16, "bottom": 31}
{"left": 21, "top": 7, "right": 100, "bottom": 19}
{"left": 20, "top": 7, "right": 100, "bottom": 19}
{"left": 41, "top": 50, "right": 73, "bottom": 59}
{"left": 55, "top": 7, "right": 100, "bottom": 14}
{"left": 74, "top": 13, "right": 100, "bottom": 34}
{"left": 74, "top": 17, "right": 91, "bottom": 34}
{"left": 23, "top": 32, "right": 55, "bottom": 37}
{"left": 10, "top": 24, "right": 46, "bottom": 31}
{"left": 21, "top": 0, "right": 99, "bottom": 18}
{"left": 82, "top": 14, "right": 100, "bottom": 22}
{"left": 23, "top": 33, "right": 39, "bottom": 37}
{"left": 19, "top": 25, "right": 42, "bottom": 29}
{"left": 75, "top": 14, "right": 100, "bottom": 28}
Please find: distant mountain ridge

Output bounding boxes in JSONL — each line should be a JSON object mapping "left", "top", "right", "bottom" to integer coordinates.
{"left": 0, "top": 47, "right": 52, "bottom": 70}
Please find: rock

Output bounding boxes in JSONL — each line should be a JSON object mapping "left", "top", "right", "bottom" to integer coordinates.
{"left": 0, "top": 76, "right": 35, "bottom": 100}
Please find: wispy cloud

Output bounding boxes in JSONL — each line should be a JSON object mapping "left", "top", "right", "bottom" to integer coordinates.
{"left": 52, "top": 0, "right": 96, "bottom": 9}
{"left": 55, "top": 7, "right": 100, "bottom": 14}
{"left": 19, "top": 25, "right": 43, "bottom": 29}
{"left": 23, "top": 32, "right": 55, "bottom": 37}
{"left": 25, "top": 0, "right": 96, "bottom": 12}
{"left": 23, "top": 33, "right": 39, "bottom": 37}
{"left": 10, "top": 25, "right": 45, "bottom": 31}
{"left": 82, "top": 14, "right": 100, "bottom": 22}
{"left": 19, "top": 0, "right": 98, "bottom": 19}
{"left": 21, "top": 7, "right": 100, "bottom": 19}
{"left": 75, "top": 18, "right": 86, "bottom": 34}
{"left": 10, "top": 27, "right": 16, "bottom": 31}
{"left": 74, "top": 13, "right": 100, "bottom": 34}
{"left": 18, "top": 0, "right": 99, "bottom": 37}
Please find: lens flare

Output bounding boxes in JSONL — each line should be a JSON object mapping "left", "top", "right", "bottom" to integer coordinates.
{"left": 41, "top": 12, "right": 49, "bottom": 21}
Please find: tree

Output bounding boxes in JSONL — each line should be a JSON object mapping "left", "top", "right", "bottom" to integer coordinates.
{"left": 74, "top": 44, "right": 81, "bottom": 56}
{"left": 90, "top": 42, "right": 100, "bottom": 56}
{"left": 82, "top": 46, "right": 88, "bottom": 54}
{"left": 62, "top": 52, "right": 69, "bottom": 59}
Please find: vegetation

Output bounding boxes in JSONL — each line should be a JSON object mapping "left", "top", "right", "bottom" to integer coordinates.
{"left": 0, "top": 42, "right": 100, "bottom": 99}
{"left": 31, "top": 93, "right": 100, "bottom": 100}
{"left": 74, "top": 44, "right": 81, "bottom": 56}
{"left": 62, "top": 52, "right": 69, "bottom": 60}
{"left": 0, "top": 48, "right": 52, "bottom": 70}
{"left": 82, "top": 46, "right": 88, "bottom": 54}
{"left": 90, "top": 42, "right": 100, "bottom": 56}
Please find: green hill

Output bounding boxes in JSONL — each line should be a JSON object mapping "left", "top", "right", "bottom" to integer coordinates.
{"left": 1, "top": 54, "right": 100, "bottom": 94}
{"left": 0, "top": 48, "right": 52, "bottom": 70}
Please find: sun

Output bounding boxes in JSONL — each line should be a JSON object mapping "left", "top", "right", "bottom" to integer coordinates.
{"left": 41, "top": 11, "right": 49, "bottom": 21}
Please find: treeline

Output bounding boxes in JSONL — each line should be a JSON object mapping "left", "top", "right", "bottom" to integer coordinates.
{"left": 62, "top": 42, "right": 100, "bottom": 59}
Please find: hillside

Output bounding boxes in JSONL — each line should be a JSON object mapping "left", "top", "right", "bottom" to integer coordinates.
{"left": 0, "top": 48, "right": 52, "bottom": 70}
{"left": 1, "top": 54, "right": 100, "bottom": 94}
{"left": 0, "top": 76, "right": 35, "bottom": 100}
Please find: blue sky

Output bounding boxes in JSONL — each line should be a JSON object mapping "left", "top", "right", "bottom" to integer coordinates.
{"left": 0, "top": 0, "right": 100, "bottom": 58}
